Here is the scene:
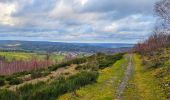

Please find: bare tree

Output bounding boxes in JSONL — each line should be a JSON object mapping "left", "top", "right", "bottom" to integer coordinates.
{"left": 154, "top": 0, "right": 170, "bottom": 33}
{"left": 133, "top": 0, "right": 170, "bottom": 53}
{"left": 155, "top": 0, "right": 170, "bottom": 45}
{"left": 155, "top": 0, "right": 170, "bottom": 22}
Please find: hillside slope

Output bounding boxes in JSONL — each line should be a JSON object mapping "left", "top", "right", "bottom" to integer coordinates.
{"left": 0, "top": 40, "right": 132, "bottom": 53}
{"left": 0, "top": 53, "right": 124, "bottom": 100}
{"left": 0, "top": 48, "right": 169, "bottom": 100}
{"left": 59, "top": 48, "right": 170, "bottom": 100}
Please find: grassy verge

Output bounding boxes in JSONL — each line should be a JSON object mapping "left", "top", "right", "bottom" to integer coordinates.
{"left": 122, "top": 54, "right": 166, "bottom": 100}
{"left": 59, "top": 57, "right": 128, "bottom": 100}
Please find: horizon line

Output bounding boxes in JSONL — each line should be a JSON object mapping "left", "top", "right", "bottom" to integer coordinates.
{"left": 0, "top": 39, "right": 136, "bottom": 44}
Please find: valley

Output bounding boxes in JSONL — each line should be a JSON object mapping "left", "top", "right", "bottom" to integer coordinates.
{"left": 0, "top": 0, "right": 169, "bottom": 99}
{"left": 0, "top": 47, "right": 169, "bottom": 100}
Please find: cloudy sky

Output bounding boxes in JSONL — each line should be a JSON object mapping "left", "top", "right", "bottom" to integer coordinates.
{"left": 0, "top": 0, "right": 158, "bottom": 43}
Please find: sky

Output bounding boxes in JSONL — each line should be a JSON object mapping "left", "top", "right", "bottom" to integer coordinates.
{"left": 0, "top": 0, "right": 158, "bottom": 43}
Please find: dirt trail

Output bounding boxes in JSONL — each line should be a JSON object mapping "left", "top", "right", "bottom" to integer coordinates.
{"left": 115, "top": 54, "right": 134, "bottom": 100}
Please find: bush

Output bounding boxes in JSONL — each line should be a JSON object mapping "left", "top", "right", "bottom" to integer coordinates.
{"left": 71, "top": 58, "right": 86, "bottom": 64}
{"left": 2, "top": 71, "right": 98, "bottom": 100}
{"left": 75, "top": 53, "right": 124, "bottom": 70}
{"left": 48, "top": 62, "right": 70, "bottom": 71}
{"left": 17, "top": 82, "right": 45, "bottom": 100}
{"left": 0, "top": 75, "right": 5, "bottom": 78}
{"left": 13, "top": 71, "right": 30, "bottom": 77}
{"left": 76, "top": 64, "right": 98, "bottom": 71}
{"left": 76, "top": 65, "right": 88, "bottom": 70}
{"left": 0, "top": 78, "right": 5, "bottom": 86}
{"left": 8, "top": 78, "right": 23, "bottom": 85}
{"left": 0, "top": 89, "right": 19, "bottom": 100}
{"left": 5, "top": 76, "right": 15, "bottom": 81}
{"left": 97, "top": 53, "right": 124, "bottom": 69}
{"left": 31, "top": 71, "right": 50, "bottom": 79}
{"left": 31, "top": 71, "right": 43, "bottom": 79}
{"left": 27, "top": 71, "right": 98, "bottom": 100}
{"left": 48, "top": 57, "right": 87, "bottom": 71}
{"left": 49, "top": 53, "right": 123, "bottom": 71}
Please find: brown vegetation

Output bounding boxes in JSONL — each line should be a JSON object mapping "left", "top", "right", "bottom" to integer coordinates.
{"left": 134, "top": 33, "right": 170, "bottom": 53}
{"left": 0, "top": 59, "right": 53, "bottom": 75}
{"left": 134, "top": 0, "right": 170, "bottom": 53}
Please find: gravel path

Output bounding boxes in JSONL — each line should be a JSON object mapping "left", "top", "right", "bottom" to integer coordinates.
{"left": 115, "top": 54, "right": 134, "bottom": 100}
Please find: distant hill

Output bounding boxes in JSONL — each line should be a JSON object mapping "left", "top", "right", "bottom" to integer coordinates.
{"left": 76, "top": 43, "right": 134, "bottom": 48}
{"left": 0, "top": 40, "right": 133, "bottom": 53}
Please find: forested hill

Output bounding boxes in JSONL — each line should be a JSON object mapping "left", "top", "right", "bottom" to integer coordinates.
{"left": 0, "top": 40, "right": 133, "bottom": 53}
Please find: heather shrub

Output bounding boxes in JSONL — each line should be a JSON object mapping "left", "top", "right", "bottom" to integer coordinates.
{"left": 31, "top": 70, "right": 50, "bottom": 79}
{"left": 31, "top": 71, "right": 43, "bottom": 79}
{"left": 97, "top": 53, "right": 124, "bottom": 69}
{"left": 48, "top": 62, "right": 70, "bottom": 71}
{"left": 0, "top": 89, "right": 19, "bottom": 100}
{"left": 17, "top": 82, "right": 45, "bottom": 100}
{"left": 75, "top": 53, "right": 124, "bottom": 70}
{"left": 8, "top": 78, "right": 22, "bottom": 85}
{"left": 48, "top": 57, "right": 87, "bottom": 71}
{"left": 0, "top": 78, "right": 5, "bottom": 86}
{"left": 25, "top": 71, "right": 98, "bottom": 100}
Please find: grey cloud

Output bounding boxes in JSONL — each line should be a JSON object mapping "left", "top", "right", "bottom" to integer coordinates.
{"left": 0, "top": 0, "right": 158, "bottom": 43}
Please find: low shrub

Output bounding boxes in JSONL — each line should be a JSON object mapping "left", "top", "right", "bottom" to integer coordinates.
{"left": 96, "top": 53, "right": 124, "bottom": 69}
{"left": 2, "top": 69, "right": 98, "bottom": 99}
{"left": 8, "top": 78, "right": 23, "bottom": 85}
{"left": 31, "top": 71, "right": 50, "bottom": 79}
{"left": 31, "top": 71, "right": 43, "bottom": 79}
{"left": 26, "top": 71, "right": 98, "bottom": 100}
{"left": 76, "top": 64, "right": 98, "bottom": 71}
{"left": 75, "top": 53, "right": 124, "bottom": 70}
{"left": 17, "top": 82, "right": 45, "bottom": 100}
{"left": 71, "top": 58, "right": 87, "bottom": 64}
{"left": 48, "top": 62, "right": 70, "bottom": 71}
{"left": 48, "top": 57, "right": 87, "bottom": 71}
{"left": 0, "top": 75, "right": 5, "bottom": 78}
{"left": 0, "top": 89, "right": 19, "bottom": 100}
{"left": 13, "top": 71, "right": 30, "bottom": 77}
{"left": 5, "top": 76, "right": 15, "bottom": 81}
{"left": 76, "top": 64, "right": 87, "bottom": 70}
{"left": 0, "top": 78, "right": 5, "bottom": 86}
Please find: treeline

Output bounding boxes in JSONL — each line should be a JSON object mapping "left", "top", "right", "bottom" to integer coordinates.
{"left": 0, "top": 71, "right": 98, "bottom": 100}
{"left": 134, "top": 33, "right": 170, "bottom": 53}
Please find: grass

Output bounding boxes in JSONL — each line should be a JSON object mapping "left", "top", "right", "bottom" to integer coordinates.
{"left": 122, "top": 54, "right": 166, "bottom": 100}
{"left": 0, "top": 52, "right": 65, "bottom": 62}
{"left": 50, "top": 54, "right": 64, "bottom": 63}
{"left": 59, "top": 57, "right": 128, "bottom": 100}
{"left": 0, "top": 52, "right": 34, "bottom": 62}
